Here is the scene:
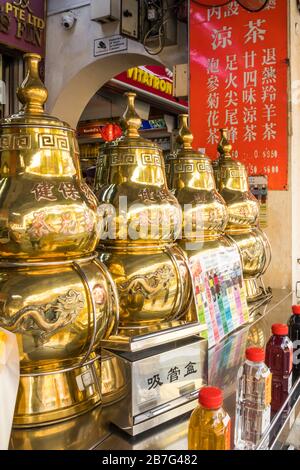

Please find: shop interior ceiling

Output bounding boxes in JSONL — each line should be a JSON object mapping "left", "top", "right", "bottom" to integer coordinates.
{"left": 99, "top": 82, "right": 186, "bottom": 114}
{"left": 80, "top": 88, "right": 150, "bottom": 122}
{"left": 79, "top": 86, "right": 179, "bottom": 124}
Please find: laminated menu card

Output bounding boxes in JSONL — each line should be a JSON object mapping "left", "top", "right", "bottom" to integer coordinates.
{"left": 190, "top": 245, "right": 249, "bottom": 348}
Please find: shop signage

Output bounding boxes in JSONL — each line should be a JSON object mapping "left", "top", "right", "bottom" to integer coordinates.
{"left": 0, "top": 0, "right": 46, "bottom": 54}
{"left": 78, "top": 118, "right": 167, "bottom": 140}
{"left": 77, "top": 122, "right": 103, "bottom": 139}
{"left": 94, "top": 35, "right": 128, "bottom": 57}
{"left": 77, "top": 120, "right": 122, "bottom": 140}
{"left": 140, "top": 118, "right": 167, "bottom": 130}
{"left": 190, "top": 0, "right": 288, "bottom": 190}
{"left": 114, "top": 65, "right": 188, "bottom": 106}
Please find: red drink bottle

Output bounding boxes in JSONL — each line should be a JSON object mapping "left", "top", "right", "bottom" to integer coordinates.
{"left": 265, "top": 324, "right": 293, "bottom": 412}
{"left": 288, "top": 305, "right": 300, "bottom": 375}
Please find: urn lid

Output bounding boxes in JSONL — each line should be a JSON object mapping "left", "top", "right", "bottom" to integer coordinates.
{"left": 215, "top": 128, "right": 259, "bottom": 228}
{"left": 167, "top": 115, "right": 228, "bottom": 240}
{"left": 0, "top": 54, "right": 81, "bottom": 179}
{"left": 166, "top": 114, "right": 218, "bottom": 192}
{"left": 174, "top": 114, "right": 215, "bottom": 181}
{"left": 1, "top": 54, "right": 71, "bottom": 131}
{"left": 95, "top": 92, "right": 181, "bottom": 246}
{"left": 0, "top": 54, "right": 100, "bottom": 261}
{"left": 95, "top": 91, "right": 170, "bottom": 194}
{"left": 215, "top": 128, "right": 252, "bottom": 193}
{"left": 101, "top": 92, "right": 162, "bottom": 151}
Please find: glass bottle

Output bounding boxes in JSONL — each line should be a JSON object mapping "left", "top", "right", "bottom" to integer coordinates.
{"left": 234, "top": 347, "right": 272, "bottom": 450}
{"left": 288, "top": 305, "right": 300, "bottom": 375}
{"left": 265, "top": 324, "right": 293, "bottom": 412}
{"left": 188, "top": 386, "right": 231, "bottom": 450}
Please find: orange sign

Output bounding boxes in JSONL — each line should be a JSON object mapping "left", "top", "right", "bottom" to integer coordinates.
{"left": 190, "top": 0, "right": 288, "bottom": 190}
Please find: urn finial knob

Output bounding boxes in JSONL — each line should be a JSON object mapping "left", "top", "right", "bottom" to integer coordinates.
{"left": 17, "top": 53, "right": 48, "bottom": 114}
{"left": 177, "top": 114, "right": 193, "bottom": 149}
{"left": 123, "top": 92, "right": 142, "bottom": 138}
{"left": 218, "top": 128, "right": 232, "bottom": 157}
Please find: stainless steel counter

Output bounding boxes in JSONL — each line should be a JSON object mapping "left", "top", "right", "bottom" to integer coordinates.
{"left": 9, "top": 289, "right": 295, "bottom": 450}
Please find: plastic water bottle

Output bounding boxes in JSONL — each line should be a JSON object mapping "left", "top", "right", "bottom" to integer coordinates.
{"left": 234, "top": 347, "right": 272, "bottom": 450}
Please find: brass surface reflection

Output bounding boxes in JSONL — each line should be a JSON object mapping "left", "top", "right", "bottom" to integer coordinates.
{"left": 0, "top": 54, "right": 118, "bottom": 426}
{"left": 167, "top": 114, "right": 228, "bottom": 243}
{"left": 213, "top": 129, "right": 272, "bottom": 302}
{"left": 94, "top": 93, "right": 192, "bottom": 328}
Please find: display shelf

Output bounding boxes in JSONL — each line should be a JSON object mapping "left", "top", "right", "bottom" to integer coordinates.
{"left": 9, "top": 289, "right": 296, "bottom": 450}
{"left": 257, "top": 375, "right": 300, "bottom": 450}
{"left": 139, "top": 129, "right": 170, "bottom": 137}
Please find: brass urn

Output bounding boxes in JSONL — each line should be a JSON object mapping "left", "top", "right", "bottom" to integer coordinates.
{"left": 166, "top": 116, "right": 240, "bottom": 331}
{"left": 167, "top": 115, "right": 228, "bottom": 245}
{"left": 94, "top": 93, "right": 192, "bottom": 329}
{"left": 213, "top": 129, "right": 271, "bottom": 302}
{"left": 0, "top": 54, "right": 118, "bottom": 427}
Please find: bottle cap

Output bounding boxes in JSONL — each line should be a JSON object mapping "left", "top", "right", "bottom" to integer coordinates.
{"left": 272, "top": 323, "right": 288, "bottom": 336}
{"left": 198, "top": 386, "right": 223, "bottom": 409}
{"left": 246, "top": 347, "right": 265, "bottom": 363}
{"left": 292, "top": 305, "right": 300, "bottom": 315}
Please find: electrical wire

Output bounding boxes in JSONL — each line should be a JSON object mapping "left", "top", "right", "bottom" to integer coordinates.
{"left": 143, "top": 0, "right": 186, "bottom": 55}
{"left": 143, "top": 21, "right": 167, "bottom": 55}
{"left": 143, "top": 0, "right": 269, "bottom": 56}
{"left": 143, "top": 0, "right": 165, "bottom": 55}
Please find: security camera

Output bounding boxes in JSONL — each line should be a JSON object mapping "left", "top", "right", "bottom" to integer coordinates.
{"left": 61, "top": 11, "right": 76, "bottom": 30}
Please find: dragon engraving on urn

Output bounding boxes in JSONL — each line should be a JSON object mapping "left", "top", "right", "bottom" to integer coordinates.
{"left": 0, "top": 289, "right": 84, "bottom": 342}
{"left": 118, "top": 265, "right": 175, "bottom": 305}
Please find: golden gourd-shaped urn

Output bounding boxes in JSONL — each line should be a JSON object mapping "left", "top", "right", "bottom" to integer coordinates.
{"left": 166, "top": 116, "right": 234, "bottom": 326}
{"left": 94, "top": 93, "right": 192, "bottom": 329}
{"left": 213, "top": 129, "right": 271, "bottom": 302}
{"left": 0, "top": 54, "right": 118, "bottom": 427}
{"left": 167, "top": 115, "right": 228, "bottom": 244}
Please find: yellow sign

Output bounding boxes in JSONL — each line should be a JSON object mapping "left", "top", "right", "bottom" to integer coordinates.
{"left": 127, "top": 67, "right": 173, "bottom": 95}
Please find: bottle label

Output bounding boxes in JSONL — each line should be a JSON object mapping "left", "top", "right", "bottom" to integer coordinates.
{"left": 261, "top": 405, "right": 271, "bottom": 434}
{"left": 289, "top": 346, "right": 293, "bottom": 374}
{"left": 223, "top": 413, "right": 230, "bottom": 428}
{"left": 224, "top": 416, "right": 231, "bottom": 450}
{"left": 288, "top": 372, "right": 293, "bottom": 392}
{"left": 265, "top": 372, "right": 272, "bottom": 406}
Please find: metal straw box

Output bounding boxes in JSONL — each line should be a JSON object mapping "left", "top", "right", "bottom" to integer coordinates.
{"left": 102, "top": 335, "right": 207, "bottom": 436}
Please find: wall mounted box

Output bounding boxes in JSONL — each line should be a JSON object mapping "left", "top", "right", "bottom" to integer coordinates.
{"left": 90, "top": 0, "right": 120, "bottom": 23}
{"left": 121, "top": 0, "right": 140, "bottom": 40}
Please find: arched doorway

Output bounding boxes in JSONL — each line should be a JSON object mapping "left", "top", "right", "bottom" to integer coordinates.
{"left": 73, "top": 58, "right": 188, "bottom": 186}
{"left": 48, "top": 52, "right": 163, "bottom": 129}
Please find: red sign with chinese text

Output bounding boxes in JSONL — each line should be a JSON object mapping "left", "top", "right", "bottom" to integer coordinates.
{"left": 190, "top": 0, "right": 288, "bottom": 190}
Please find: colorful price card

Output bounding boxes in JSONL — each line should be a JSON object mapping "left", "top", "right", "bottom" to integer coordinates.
{"left": 190, "top": 245, "right": 249, "bottom": 348}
